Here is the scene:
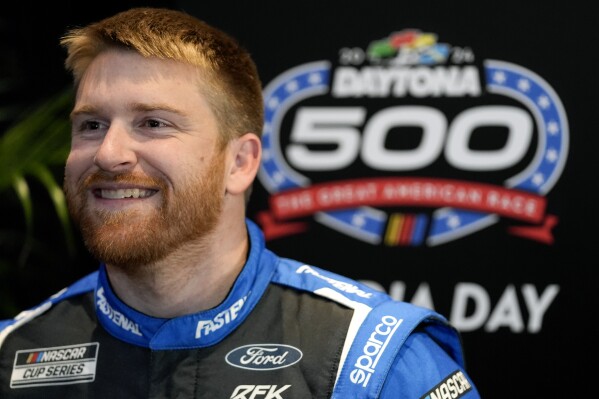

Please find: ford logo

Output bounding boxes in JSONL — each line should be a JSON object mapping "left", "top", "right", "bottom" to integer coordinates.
{"left": 225, "top": 344, "right": 303, "bottom": 370}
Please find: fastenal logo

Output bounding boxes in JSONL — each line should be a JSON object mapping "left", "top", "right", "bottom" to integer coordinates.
{"left": 296, "top": 265, "right": 372, "bottom": 298}
{"left": 256, "top": 29, "right": 568, "bottom": 246}
{"left": 96, "top": 287, "right": 142, "bottom": 336}
{"left": 10, "top": 343, "right": 99, "bottom": 388}
{"left": 420, "top": 370, "right": 473, "bottom": 399}
{"left": 196, "top": 296, "right": 246, "bottom": 339}
{"left": 225, "top": 344, "right": 303, "bottom": 370}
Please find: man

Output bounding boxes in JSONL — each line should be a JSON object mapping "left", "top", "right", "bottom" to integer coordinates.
{"left": 0, "top": 7, "right": 480, "bottom": 398}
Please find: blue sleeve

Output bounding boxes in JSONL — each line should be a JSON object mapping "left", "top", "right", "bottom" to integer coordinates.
{"left": 379, "top": 330, "right": 481, "bottom": 398}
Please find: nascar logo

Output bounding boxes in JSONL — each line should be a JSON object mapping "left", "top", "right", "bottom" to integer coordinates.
{"left": 10, "top": 343, "right": 99, "bottom": 388}
{"left": 420, "top": 370, "right": 473, "bottom": 399}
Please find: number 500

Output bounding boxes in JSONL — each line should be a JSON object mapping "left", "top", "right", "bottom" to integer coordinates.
{"left": 286, "top": 106, "right": 532, "bottom": 171}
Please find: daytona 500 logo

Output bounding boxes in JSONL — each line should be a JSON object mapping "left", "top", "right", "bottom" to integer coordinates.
{"left": 256, "top": 29, "right": 568, "bottom": 246}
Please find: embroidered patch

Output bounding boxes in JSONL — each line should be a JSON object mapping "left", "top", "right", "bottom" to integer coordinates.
{"left": 10, "top": 343, "right": 99, "bottom": 389}
{"left": 226, "top": 344, "right": 303, "bottom": 370}
{"left": 420, "top": 370, "right": 473, "bottom": 399}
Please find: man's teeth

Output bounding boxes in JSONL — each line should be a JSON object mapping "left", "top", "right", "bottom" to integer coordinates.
{"left": 100, "top": 188, "right": 154, "bottom": 199}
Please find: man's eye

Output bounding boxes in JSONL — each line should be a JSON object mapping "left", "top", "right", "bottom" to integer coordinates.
{"left": 85, "top": 121, "right": 102, "bottom": 130}
{"left": 145, "top": 119, "right": 165, "bottom": 128}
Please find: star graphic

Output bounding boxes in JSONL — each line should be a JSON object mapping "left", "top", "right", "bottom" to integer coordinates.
{"left": 447, "top": 215, "right": 461, "bottom": 229}
{"left": 546, "top": 148, "right": 559, "bottom": 163}
{"left": 285, "top": 80, "right": 299, "bottom": 93}
{"left": 546, "top": 120, "right": 559, "bottom": 135}
{"left": 352, "top": 214, "right": 366, "bottom": 227}
{"left": 262, "top": 148, "right": 272, "bottom": 161}
{"left": 517, "top": 78, "right": 531, "bottom": 92}
{"left": 267, "top": 96, "right": 280, "bottom": 110}
{"left": 537, "top": 95, "right": 551, "bottom": 109}
{"left": 532, "top": 173, "right": 545, "bottom": 186}
{"left": 493, "top": 71, "right": 507, "bottom": 84}
{"left": 308, "top": 72, "right": 323, "bottom": 85}
{"left": 272, "top": 172, "right": 286, "bottom": 185}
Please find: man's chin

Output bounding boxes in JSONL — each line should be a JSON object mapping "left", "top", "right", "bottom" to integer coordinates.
{"left": 87, "top": 206, "right": 154, "bottom": 225}
{"left": 84, "top": 234, "right": 171, "bottom": 269}
{"left": 80, "top": 217, "right": 170, "bottom": 268}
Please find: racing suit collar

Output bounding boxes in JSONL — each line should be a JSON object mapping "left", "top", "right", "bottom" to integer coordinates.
{"left": 94, "top": 219, "right": 276, "bottom": 349}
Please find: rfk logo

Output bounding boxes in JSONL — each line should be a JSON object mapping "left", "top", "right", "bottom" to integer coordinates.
{"left": 230, "top": 385, "right": 291, "bottom": 399}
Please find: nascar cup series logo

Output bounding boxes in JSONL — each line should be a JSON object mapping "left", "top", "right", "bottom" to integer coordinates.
{"left": 256, "top": 29, "right": 568, "bottom": 246}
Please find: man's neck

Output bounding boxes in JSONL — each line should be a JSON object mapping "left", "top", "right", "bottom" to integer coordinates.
{"left": 105, "top": 220, "right": 249, "bottom": 319}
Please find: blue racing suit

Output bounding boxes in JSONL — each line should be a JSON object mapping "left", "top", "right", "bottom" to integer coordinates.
{"left": 0, "top": 219, "right": 480, "bottom": 398}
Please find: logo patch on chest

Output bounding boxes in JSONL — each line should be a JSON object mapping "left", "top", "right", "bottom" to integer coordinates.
{"left": 10, "top": 343, "right": 99, "bottom": 389}
{"left": 225, "top": 344, "right": 302, "bottom": 370}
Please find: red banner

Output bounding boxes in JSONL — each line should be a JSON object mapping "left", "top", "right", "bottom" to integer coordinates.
{"left": 269, "top": 177, "right": 546, "bottom": 223}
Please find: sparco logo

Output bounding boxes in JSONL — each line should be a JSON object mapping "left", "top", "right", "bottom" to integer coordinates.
{"left": 420, "top": 370, "right": 473, "bottom": 399}
{"left": 256, "top": 29, "right": 568, "bottom": 246}
{"left": 225, "top": 344, "right": 302, "bottom": 370}
{"left": 351, "top": 315, "right": 402, "bottom": 387}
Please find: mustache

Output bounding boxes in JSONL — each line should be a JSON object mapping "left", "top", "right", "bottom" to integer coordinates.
{"left": 82, "top": 171, "right": 167, "bottom": 190}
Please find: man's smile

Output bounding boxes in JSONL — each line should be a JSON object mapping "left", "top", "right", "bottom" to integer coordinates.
{"left": 94, "top": 188, "right": 157, "bottom": 199}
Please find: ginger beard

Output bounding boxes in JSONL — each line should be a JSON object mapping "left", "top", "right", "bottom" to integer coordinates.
{"left": 64, "top": 150, "right": 226, "bottom": 271}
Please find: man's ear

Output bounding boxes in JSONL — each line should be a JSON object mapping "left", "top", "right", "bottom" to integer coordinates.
{"left": 225, "top": 133, "right": 262, "bottom": 196}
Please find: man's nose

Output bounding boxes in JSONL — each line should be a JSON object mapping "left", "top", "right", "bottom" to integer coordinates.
{"left": 93, "top": 124, "right": 138, "bottom": 172}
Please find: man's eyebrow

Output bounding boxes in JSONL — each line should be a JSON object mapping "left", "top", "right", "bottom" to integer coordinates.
{"left": 70, "top": 102, "right": 186, "bottom": 120}
{"left": 129, "top": 102, "right": 186, "bottom": 116}
{"left": 70, "top": 104, "right": 98, "bottom": 120}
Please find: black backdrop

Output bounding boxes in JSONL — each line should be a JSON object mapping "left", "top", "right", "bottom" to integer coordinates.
{"left": 2, "top": 2, "right": 597, "bottom": 398}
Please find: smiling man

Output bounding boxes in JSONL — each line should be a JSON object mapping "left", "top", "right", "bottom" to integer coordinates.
{"left": 64, "top": 48, "right": 242, "bottom": 316}
{"left": 0, "top": 7, "right": 480, "bottom": 398}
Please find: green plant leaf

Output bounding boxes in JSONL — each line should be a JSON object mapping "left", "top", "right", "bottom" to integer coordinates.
{"left": 0, "top": 87, "right": 75, "bottom": 263}
{"left": 29, "top": 164, "right": 76, "bottom": 257}
{"left": 0, "top": 88, "right": 73, "bottom": 189}
{"left": 11, "top": 175, "right": 32, "bottom": 231}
